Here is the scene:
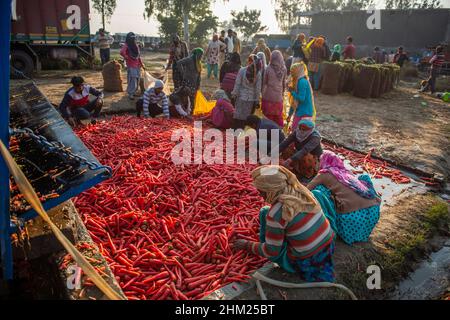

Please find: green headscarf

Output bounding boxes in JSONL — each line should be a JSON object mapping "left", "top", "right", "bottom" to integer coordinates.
{"left": 332, "top": 44, "right": 342, "bottom": 54}
{"left": 192, "top": 48, "right": 204, "bottom": 73}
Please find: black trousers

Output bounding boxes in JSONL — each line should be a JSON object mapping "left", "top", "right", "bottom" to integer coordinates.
{"left": 136, "top": 99, "right": 163, "bottom": 118}
{"left": 70, "top": 98, "right": 103, "bottom": 121}
{"left": 100, "top": 48, "right": 110, "bottom": 65}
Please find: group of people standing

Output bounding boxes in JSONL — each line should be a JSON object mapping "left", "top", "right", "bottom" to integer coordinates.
{"left": 67, "top": 31, "right": 385, "bottom": 285}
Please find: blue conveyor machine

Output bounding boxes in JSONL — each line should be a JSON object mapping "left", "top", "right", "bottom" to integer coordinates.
{"left": 1, "top": 82, "right": 112, "bottom": 279}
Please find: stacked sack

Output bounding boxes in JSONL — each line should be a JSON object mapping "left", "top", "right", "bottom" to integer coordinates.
{"left": 102, "top": 60, "right": 123, "bottom": 92}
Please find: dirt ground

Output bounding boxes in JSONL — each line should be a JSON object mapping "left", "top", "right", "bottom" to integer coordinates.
{"left": 10, "top": 51, "right": 450, "bottom": 182}
{"left": 8, "top": 52, "right": 450, "bottom": 300}
{"left": 236, "top": 193, "right": 449, "bottom": 300}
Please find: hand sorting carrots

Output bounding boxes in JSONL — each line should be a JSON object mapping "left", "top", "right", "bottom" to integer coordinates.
{"left": 72, "top": 117, "right": 416, "bottom": 300}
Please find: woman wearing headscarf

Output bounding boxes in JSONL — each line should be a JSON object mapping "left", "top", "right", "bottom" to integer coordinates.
{"left": 256, "top": 52, "right": 268, "bottom": 90}
{"left": 330, "top": 44, "right": 342, "bottom": 62}
{"left": 231, "top": 54, "right": 263, "bottom": 129}
{"left": 252, "top": 38, "right": 272, "bottom": 65}
{"left": 233, "top": 165, "right": 336, "bottom": 282}
{"left": 166, "top": 35, "right": 189, "bottom": 90}
{"left": 120, "top": 32, "right": 145, "bottom": 100}
{"left": 220, "top": 52, "right": 241, "bottom": 99}
{"left": 176, "top": 48, "right": 204, "bottom": 107}
{"left": 308, "top": 151, "right": 381, "bottom": 245}
{"left": 205, "top": 34, "right": 226, "bottom": 80}
{"left": 287, "top": 62, "right": 316, "bottom": 131}
{"left": 210, "top": 89, "right": 235, "bottom": 129}
{"left": 276, "top": 118, "right": 323, "bottom": 182}
{"left": 292, "top": 33, "right": 307, "bottom": 64}
{"left": 308, "top": 37, "right": 327, "bottom": 91}
{"left": 262, "top": 50, "right": 287, "bottom": 127}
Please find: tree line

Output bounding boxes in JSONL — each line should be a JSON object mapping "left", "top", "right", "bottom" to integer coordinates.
{"left": 92, "top": 0, "right": 442, "bottom": 43}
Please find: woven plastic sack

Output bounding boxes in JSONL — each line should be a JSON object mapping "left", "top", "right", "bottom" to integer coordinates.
{"left": 143, "top": 71, "right": 157, "bottom": 90}
{"left": 102, "top": 60, "right": 123, "bottom": 92}
{"left": 193, "top": 91, "right": 216, "bottom": 116}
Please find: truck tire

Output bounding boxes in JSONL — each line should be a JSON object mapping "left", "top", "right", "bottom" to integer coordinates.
{"left": 10, "top": 50, "right": 34, "bottom": 79}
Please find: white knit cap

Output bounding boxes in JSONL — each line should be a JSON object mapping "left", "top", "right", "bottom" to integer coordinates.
{"left": 154, "top": 80, "right": 164, "bottom": 89}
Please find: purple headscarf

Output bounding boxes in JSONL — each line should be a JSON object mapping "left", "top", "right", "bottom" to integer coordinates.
{"left": 319, "top": 151, "right": 377, "bottom": 199}
{"left": 268, "top": 50, "right": 287, "bottom": 80}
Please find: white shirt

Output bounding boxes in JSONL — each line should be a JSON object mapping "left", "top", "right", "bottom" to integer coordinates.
{"left": 225, "top": 36, "right": 234, "bottom": 53}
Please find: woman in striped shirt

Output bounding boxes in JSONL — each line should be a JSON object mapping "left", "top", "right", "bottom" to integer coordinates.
{"left": 234, "top": 165, "right": 336, "bottom": 282}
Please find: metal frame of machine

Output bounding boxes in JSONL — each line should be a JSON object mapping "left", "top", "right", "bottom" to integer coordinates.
{"left": 1, "top": 1, "right": 111, "bottom": 280}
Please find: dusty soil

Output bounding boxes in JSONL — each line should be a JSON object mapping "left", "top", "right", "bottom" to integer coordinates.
{"left": 236, "top": 193, "right": 449, "bottom": 300}
{"left": 8, "top": 52, "right": 450, "bottom": 300}
{"left": 315, "top": 83, "right": 450, "bottom": 182}
{"left": 10, "top": 51, "right": 450, "bottom": 181}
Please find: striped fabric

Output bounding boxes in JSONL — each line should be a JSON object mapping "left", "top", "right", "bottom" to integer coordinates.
{"left": 143, "top": 88, "right": 169, "bottom": 118}
{"left": 248, "top": 202, "right": 335, "bottom": 260}
{"left": 430, "top": 54, "right": 445, "bottom": 70}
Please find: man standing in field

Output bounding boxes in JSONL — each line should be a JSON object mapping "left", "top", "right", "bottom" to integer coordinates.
{"left": 93, "top": 28, "right": 114, "bottom": 65}
{"left": 342, "top": 36, "right": 356, "bottom": 60}
{"left": 224, "top": 29, "right": 235, "bottom": 60}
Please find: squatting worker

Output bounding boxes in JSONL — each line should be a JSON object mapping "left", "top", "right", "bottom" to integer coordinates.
{"left": 233, "top": 165, "right": 336, "bottom": 282}
{"left": 136, "top": 80, "right": 169, "bottom": 118}
{"left": 168, "top": 86, "right": 193, "bottom": 119}
{"left": 93, "top": 28, "right": 114, "bottom": 65}
{"left": 277, "top": 118, "right": 323, "bottom": 182}
{"left": 245, "top": 115, "right": 286, "bottom": 153}
{"left": 308, "top": 151, "right": 381, "bottom": 246}
{"left": 59, "top": 76, "right": 104, "bottom": 127}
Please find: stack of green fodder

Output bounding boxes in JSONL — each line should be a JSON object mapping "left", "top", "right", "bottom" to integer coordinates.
{"left": 341, "top": 60, "right": 357, "bottom": 93}
{"left": 320, "top": 61, "right": 342, "bottom": 95}
{"left": 371, "top": 65, "right": 383, "bottom": 98}
{"left": 378, "top": 67, "right": 387, "bottom": 95}
{"left": 353, "top": 64, "right": 377, "bottom": 98}
{"left": 380, "top": 66, "right": 392, "bottom": 94}
{"left": 336, "top": 62, "right": 352, "bottom": 93}
{"left": 385, "top": 64, "right": 401, "bottom": 89}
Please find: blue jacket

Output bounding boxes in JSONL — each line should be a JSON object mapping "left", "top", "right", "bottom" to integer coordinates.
{"left": 289, "top": 77, "right": 314, "bottom": 118}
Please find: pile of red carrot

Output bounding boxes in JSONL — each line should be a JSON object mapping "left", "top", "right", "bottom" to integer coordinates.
{"left": 74, "top": 116, "right": 267, "bottom": 300}
{"left": 324, "top": 143, "right": 412, "bottom": 184}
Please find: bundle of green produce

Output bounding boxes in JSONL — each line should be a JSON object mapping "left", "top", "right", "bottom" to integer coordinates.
{"left": 371, "top": 67, "right": 382, "bottom": 98}
{"left": 353, "top": 64, "right": 377, "bottom": 98}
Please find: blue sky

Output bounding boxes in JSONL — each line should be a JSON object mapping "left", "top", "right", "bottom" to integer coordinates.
{"left": 89, "top": 0, "right": 450, "bottom": 36}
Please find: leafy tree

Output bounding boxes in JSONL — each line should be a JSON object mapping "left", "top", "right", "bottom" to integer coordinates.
{"left": 385, "top": 0, "right": 441, "bottom": 9}
{"left": 145, "top": 0, "right": 225, "bottom": 44}
{"left": 231, "top": 7, "right": 268, "bottom": 41}
{"left": 92, "top": 0, "right": 117, "bottom": 30}
{"left": 152, "top": 1, "right": 218, "bottom": 44}
{"left": 190, "top": 11, "right": 219, "bottom": 45}
{"left": 157, "top": 14, "right": 183, "bottom": 42}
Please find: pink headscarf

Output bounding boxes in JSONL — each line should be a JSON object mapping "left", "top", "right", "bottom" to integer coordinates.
{"left": 319, "top": 151, "right": 377, "bottom": 199}
{"left": 268, "top": 50, "right": 286, "bottom": 81}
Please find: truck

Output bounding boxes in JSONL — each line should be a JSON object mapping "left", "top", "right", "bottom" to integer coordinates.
{"left": 10, "top": 0, "right": 93, "bottom": 78}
